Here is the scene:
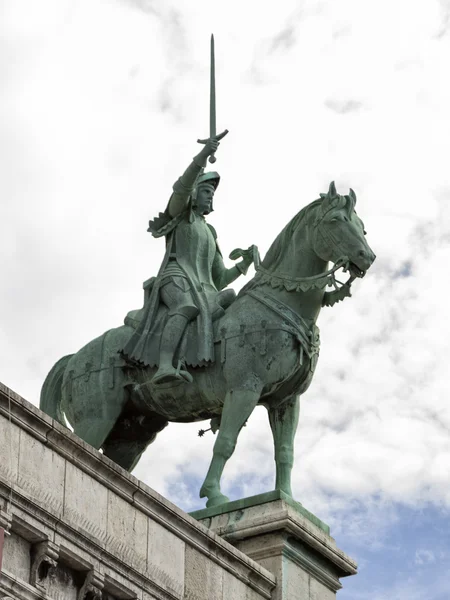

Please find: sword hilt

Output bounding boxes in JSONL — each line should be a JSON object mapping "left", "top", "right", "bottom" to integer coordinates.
{"left": 197, "top": 129, "right": 229, "bottom": 164}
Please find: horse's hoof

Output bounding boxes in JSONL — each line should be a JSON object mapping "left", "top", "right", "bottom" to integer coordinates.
{"left": 205, "top": 493, "right": 230, "bottom": 508}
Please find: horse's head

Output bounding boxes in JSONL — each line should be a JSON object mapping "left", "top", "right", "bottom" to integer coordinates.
{"left": 313, "top": 181, "right": 376, "bottom": 278}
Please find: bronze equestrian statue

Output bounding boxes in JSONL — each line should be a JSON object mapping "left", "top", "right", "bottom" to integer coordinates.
{"left": 40, "top": 158, "right": 375, "bottom": 507}
{"left": 40, "top": 37, "right": 376, "bottom": 508}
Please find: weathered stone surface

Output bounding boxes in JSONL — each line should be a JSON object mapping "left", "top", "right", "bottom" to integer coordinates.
{"left": 197, "top": 494, "right": 357, "bottom": 600}
{"left": 106, "top": 491, "right": 148, "bottom": 571}
{"left": 0, "top": 416, "right": 20, "bottom": 486}
{"left": 222, "top": 571, "right": 249, "bottom": 600}
{"left": 310, "top": 577, "right": 336, "bottom": 600}
{"left": 63, "top": 460, "right": 108, "bottom": 542}
{"left": 17, "top": 429, "right": 65, "bottom": 517}
{"left": 2, "top": 532, "right": 31, "bottom": 583}
{"left": 283, "top": 560, "right": 310, "bottom": 600}
{"left": 0, "top": 383, "right": 275, "bottom": 600}
{"left": 147, "top": 519, "right": 185, "bottom": 596}
{"left": 184, "top": 546, "right": 223, "bottom": 600}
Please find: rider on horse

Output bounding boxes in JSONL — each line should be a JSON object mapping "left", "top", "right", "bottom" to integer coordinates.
{"left": 122, "top": 135, "right": 255, "bottom": 385}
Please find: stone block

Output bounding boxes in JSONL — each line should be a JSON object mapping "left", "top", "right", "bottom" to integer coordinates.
{"left": 106, "top": 490, "right": 148, "bottom": 572}
{"left": 284, "top": 560, "right": 310, "bottom": 600}
{"left": 63, "top": 460, "right": 108, "bottom": 543}
{"left": 0, "top": 416, "right": 20, "bottom": 486}
{"left": 310, "top": 577, "right": 336, "bottom": 600}
{"left": 147, "top": 519, "right": 185, "bottom": 598}
{"left": 222, "top": 571, "right": 249, "bottom": 600}
{"left": 17, "top": 429, "right": 65, "bottom": 517}
{"left": 2, "top": 531, "right": 31, "bottom": 583}
{"left": 184, "top": 546, "right": 223, "bottom": 600}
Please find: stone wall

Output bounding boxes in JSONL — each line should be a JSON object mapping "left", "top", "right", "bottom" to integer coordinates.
{"left": 0, "top": 382, "right": 276, "bottom": 600}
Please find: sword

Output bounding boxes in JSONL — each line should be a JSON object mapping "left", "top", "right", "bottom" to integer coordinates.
{"left": 197, "top": 34, "right": 228, "bottom": 163}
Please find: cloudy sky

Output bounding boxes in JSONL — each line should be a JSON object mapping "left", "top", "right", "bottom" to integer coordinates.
{"left": 1, "top": 0, "right": 450, "bottom": 597}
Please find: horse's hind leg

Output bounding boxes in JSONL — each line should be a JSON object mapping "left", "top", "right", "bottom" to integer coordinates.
{"left": 102, "top": 413, "right": 168, "bottom": 472}
{"left": 102, "top": 438, "right": 150, "bottom": 472}
{"left": 73, "top": 418, "right": 117, "bottom": 451}
{"left": 267, "top": 395, "right": 300, "bottom": 497}
{"left": 199, "top": 385, "right": 262, "bottom": 508}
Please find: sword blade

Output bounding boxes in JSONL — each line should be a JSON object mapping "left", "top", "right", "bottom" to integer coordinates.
{"left": 210, "top": 34, "right": 216, "bottom": 138}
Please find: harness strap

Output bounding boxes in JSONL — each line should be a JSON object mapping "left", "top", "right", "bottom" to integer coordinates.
{"left": 215, "top": 290, "right": 320, "bottom": 363}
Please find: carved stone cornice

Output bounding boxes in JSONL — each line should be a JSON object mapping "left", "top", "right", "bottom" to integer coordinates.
{"left": 78, "top": 570, "right": 104, "bottom": 600}
{"left": 30, "top": 540, "right": 59, "bottom": 588}
{"left": 0, "top": 509, "right": 13, "bottom": 532}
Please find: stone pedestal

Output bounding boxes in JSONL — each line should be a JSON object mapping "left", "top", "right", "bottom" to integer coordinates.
{"left": 191, "top": 491, "right": 357, "bottom": 600}
{"left": 0, "top": 382, "right": 275, "bottom": 600}
{"left": 0, "top": 381, "right": 356, "bottom": 600}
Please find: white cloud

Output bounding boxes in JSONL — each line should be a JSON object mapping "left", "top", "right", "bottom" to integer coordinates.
{"left": 415, "top": 549, "right": 436, "bottom": 565}
{"left": 1, "top": 0, "right": 450, "bottom": 548}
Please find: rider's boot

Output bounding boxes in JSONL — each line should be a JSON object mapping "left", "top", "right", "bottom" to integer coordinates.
{"left": 151, "top": 312, "right": 196, "bottom": 386}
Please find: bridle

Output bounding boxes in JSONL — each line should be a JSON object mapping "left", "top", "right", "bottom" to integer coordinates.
{"left": 254, "top": 255, "right": 352, "bottom": 293}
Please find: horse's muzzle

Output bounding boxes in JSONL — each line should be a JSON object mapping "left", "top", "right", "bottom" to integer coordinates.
{"left": 349, "top": 249, "right": 376, "bottom": 278}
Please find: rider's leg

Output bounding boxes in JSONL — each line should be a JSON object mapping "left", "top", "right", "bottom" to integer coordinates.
{"left": 152, "top": 278, "right": 198, "bottom": 385}
{"left": 156, "top": 308, "right": 198, "bottom": 382}
{"left": 211, "top": 288, "right": 236, "bottom": 320}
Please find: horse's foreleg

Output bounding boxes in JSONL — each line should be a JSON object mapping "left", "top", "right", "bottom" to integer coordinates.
{"left": 199, "top": 387, "right": 261, "bottom": 508}
{"left": 268, "top": 395, "right": 300, "bottom": 497}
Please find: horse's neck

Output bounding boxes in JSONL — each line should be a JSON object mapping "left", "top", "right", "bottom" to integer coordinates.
{"left": 263, "top": 244, "right": 328, "bottom": 324}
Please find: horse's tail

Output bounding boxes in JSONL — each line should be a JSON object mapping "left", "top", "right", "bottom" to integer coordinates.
{"left": 39, "top": 354, "right": 73, "bottom": 427}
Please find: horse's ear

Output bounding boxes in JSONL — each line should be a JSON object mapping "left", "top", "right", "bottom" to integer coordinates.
{"left": 320, "top": 181, "right": 338, "bottom": 212}
{"left": 328, "top": 181, "right": 337, "bottom": 198}
{"left": 349, "top": 188, "right": 357, "bottom": 204}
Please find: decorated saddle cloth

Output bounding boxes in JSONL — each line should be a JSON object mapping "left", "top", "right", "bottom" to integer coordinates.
{"left": 124, "top": 286, "right": 320, "bottom": 384}
{"left": 124, "top": 297, "right": 216, "bottom": 369}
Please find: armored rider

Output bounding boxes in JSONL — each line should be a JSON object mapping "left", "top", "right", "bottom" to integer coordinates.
{"left": 122, "top": 134, "right": 255, "bottom": 385}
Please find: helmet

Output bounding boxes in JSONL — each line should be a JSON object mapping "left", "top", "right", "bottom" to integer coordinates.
{"left": 194, "top": 170, "right": 220, "bottom": 192}
{"left": 191, "top": 171, "right": 220, "bottom": 213}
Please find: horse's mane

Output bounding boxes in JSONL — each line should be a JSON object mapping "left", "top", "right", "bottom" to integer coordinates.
{"left": 261, "top": 199, "right": 322, "bottom": 272}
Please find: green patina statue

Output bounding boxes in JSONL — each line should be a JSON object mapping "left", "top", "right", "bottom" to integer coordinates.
{"left": 40, "top": 177, "right": 375, "bottom": 507}
{"left": 39, "top": 37, "right": 376, "bottom": 508}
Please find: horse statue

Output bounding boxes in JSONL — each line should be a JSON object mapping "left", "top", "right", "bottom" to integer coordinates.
{"left": 40, "top": 182, "right": 375, "bottom": 508}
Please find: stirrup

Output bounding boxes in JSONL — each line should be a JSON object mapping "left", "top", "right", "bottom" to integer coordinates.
{"left": 176, "top": 360, "right": 194, "bottom": 384}
{"left": 151, "top": 364, "right": 193, "bottom": 386}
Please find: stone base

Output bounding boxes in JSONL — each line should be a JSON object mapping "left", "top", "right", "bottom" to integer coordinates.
{"left": 0, "top": 382, "right": 275, "bottom": 600}
{"left": 0, "top": 381, "right": 357, "bottom": 600}
{"left": 191, "top": 491, "right": 357, "bottom": 600}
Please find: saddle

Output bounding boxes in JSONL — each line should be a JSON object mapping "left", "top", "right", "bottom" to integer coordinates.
{"left": 123, "top": 277, "right": 234, "bottom": 369}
